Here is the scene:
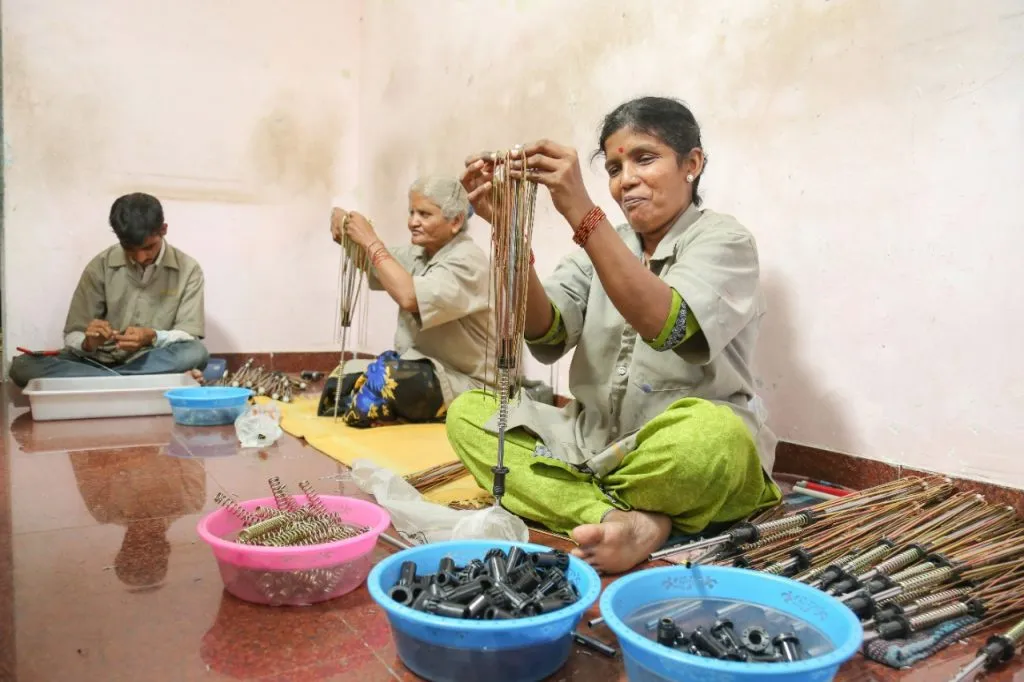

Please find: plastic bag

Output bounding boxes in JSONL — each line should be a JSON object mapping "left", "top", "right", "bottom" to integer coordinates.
{"left": 350, "top": 458, "right": 529, "bottom": 544}
{"left": 234, "top": 403, "right": 283, "bottom": 448}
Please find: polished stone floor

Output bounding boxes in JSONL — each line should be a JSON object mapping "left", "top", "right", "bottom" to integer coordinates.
{"left": 1, "top": 381, "right": 1020, "bottom": 681}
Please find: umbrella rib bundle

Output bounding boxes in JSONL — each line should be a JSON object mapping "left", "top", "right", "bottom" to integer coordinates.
{"left": 649, "top": 475, "right": 1024, "bottom": 678}
{"left": 333, "top": 215, "right": 370, "bottom": 421}
{"left": 486, "top": 146, "right": 538, "bottom": 508}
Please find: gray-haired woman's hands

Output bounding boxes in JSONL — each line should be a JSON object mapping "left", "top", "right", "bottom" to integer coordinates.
{"left": 460, "top": 152, "right": 495, "bottom": 225}
{"left": 344, "top": 211, "right": 379, "bottom": 249}
{"left": 330, "top": 206, "right": 378, "bottom": 249}
{"left": 330, "top": 207, "right": 348, "bottom": 244}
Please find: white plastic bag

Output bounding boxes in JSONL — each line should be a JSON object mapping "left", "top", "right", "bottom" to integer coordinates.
{"left": 234, "top": 402, "right": 283, "bottom": 448}
{"left": 350, "top": 458, "right": 529, "bottom": 544}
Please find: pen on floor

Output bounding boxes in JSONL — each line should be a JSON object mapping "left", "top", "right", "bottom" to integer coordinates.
{"left": 587, "top": 616, "right": 605, "bottom": 628}
{"left": 801, "top": 476, "right": 847, "bottom": 489}
{"left": 796, "top": 480, "right": 852, "bottom": 497}
{"left": 791, "top": 485, "right": 839, "bottom": 501}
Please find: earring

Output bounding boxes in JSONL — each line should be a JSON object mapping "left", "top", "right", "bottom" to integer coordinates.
{"left": 686, "top": 174, "right": 695, "bottom": 183}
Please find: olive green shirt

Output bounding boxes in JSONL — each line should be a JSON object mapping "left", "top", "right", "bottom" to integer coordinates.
{"left": 63, "top": 242, "right": 205, "bottom": 364}
{"left": 368, "top": 231, "right": 495, "bottom": 404}
{"left": 493, "top": 204, "right": 777, "bottom": 478}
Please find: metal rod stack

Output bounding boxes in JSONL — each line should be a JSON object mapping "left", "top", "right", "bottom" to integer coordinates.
{"left": 210, "top": 358, "right": 307, "bottom": 402}
{"left": 646, "top": 475, "right": 1024, "bottom": 676}
{"left": 404, "top": 461, "right": 470, "bottom": 495}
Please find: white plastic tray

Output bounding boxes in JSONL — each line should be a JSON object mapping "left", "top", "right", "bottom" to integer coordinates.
{"left": 22, "top": 374, "right": 199, "bottom": 421}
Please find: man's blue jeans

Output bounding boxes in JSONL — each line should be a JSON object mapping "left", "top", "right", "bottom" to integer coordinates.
{"left": 8, "top": 340, "right": 209, "bottom": 388}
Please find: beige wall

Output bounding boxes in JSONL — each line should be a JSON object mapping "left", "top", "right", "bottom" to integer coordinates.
{"left": 2, "top": 0, "right": 364, "bottom": 355}
{"left": 3, "top": 0, "right": 1023, "bottom": 488}
{"left": 356, "top": 0, "right": 1024, "bottom": 488}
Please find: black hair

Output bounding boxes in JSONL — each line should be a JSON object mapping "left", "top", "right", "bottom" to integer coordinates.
{"left": 595, "top": 96, "right": 706, "bottom": 206}
{"left": 109, "top": 193, "right": 165, "bottom": 248}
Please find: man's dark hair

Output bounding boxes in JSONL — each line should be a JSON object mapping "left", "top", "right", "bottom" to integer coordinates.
{"left": 109, "top": 193, "right": 165, "bottom": 248}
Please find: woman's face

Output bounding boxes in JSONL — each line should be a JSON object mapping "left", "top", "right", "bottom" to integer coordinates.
{"left": 407, "top": 191, "right": 463, "bottom": 254}
{"left": 603, "top": 127, "right": 703, "bottom": 237}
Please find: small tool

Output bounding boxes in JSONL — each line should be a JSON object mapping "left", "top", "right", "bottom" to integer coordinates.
{"left": 16, "top": 347, "right": 60, "bottom": 357}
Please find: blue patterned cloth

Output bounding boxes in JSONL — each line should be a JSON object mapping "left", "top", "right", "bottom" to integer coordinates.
{"left": 343, "top": 351, "right": 400, "bottom": 427}
{"left": 864, "top": 616, "right": 979, "bottom": 669}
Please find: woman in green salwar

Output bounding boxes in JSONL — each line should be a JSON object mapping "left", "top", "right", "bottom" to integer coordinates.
{"left": 448, "top": 96, "right": 782, "bottom": 574}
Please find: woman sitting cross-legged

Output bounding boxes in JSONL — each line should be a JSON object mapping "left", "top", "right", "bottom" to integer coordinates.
{"left": 319, "top": 176, "right": 495, "bottom": 427}
{"left": 446, "top": 96, "right": 782, "bottom": 574}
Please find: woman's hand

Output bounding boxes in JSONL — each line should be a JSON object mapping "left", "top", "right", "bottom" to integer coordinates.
{"left": 344, "top": 211, "right": 379, "bottom": 249}
{"left": 330, "top": 207, "right": 348, "bottom": 244}
{"left": 460, "top": 152, "right": 495, "bottom": 224}
{"left": 517, "top": 140, "right": 596, "bottom": 228}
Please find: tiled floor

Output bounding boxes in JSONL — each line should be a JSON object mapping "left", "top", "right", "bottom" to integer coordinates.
{"left": 1, "top": 381, "right": 1021, "bottom": 681}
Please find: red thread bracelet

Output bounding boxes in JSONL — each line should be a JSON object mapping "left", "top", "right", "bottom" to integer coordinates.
{"left": 573, "top": 206, "right": 605, "bottom": 247}
{"left": 530, "top": 250, "right": 535, "bottom": 266}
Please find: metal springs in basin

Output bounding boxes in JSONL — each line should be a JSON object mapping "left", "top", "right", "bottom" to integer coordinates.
{"left": 213, "top": 478, "right": 371, "bottom": 605}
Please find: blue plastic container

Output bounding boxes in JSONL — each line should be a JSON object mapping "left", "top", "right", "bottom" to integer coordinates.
{"left": 600, "top": 565, "right": 862, "bottom": 682}
{"left": 164, "top": 386, "right": 253, "bottom": 426}
{"left": 367, "top": 540, "right": 601, "bottom": 682}
{"left": 202, "top": 357, "right": 228, "bottom": 384}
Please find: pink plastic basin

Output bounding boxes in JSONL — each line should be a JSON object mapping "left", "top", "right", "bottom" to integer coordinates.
{"left": 197, "top": 494, "right": 391, "bottom": 606}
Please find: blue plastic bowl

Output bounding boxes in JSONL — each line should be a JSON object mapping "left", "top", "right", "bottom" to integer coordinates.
{"left": 367, "top": 540, "right": 601, "bottom": 682}
{"left": 164, "top": 386, "right": 253, "bottom": 426}
{"left": 600, "top": 565, "right": 863, "bottom": 682}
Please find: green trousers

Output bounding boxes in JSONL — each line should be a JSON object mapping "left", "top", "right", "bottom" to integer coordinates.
{"left": 445, "top": 391, "right": 782, "bottom": 536}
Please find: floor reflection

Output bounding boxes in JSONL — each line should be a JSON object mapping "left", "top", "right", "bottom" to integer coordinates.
{"left": 69, "top": 447, "right": 206, "bottom": 589}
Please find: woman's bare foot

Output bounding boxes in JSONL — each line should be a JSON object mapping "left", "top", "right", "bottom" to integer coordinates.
{"left": 188, "top": 369, "right": 205, "bottom": 384}
{"left": 569, "top": 509, "right": 672, "bottom": 574}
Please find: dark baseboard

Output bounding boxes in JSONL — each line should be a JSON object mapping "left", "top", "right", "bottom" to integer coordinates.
{"left": 208, "top": 366, "right": 1024, "bottom": 512}
{"left": 774, "top": 441, "right": 1024, "bottom": 516}
{"left": 214, "top": 351, "right": 374, "bottom": 374}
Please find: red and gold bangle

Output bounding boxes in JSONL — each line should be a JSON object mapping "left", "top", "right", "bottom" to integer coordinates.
{"left": 573, "top": 206, "right": 606, "bottom": 247}
{"left": 368, "top": 242, "right": 390, "bottom": 267}
{"left": 529, "top": 250, "right": 536, "bottom": 266}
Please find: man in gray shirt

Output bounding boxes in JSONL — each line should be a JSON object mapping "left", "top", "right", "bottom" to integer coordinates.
{"left": 9, "top": 193, "right": 208, "bottom": 387}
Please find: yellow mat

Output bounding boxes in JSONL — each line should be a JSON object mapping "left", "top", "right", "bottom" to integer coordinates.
{"left": 259, "top": 396, "right": 488, "bottom": 505}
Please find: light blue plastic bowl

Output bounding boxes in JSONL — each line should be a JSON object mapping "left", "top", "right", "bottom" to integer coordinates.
{"left": 367, "top": 539, "right": 601, "bottom": 682}
{"left": 164, "top": 386, "right": 253, "bottom": 426}
{"left": 599, "top": 565, "right": 863, "bottom": 682}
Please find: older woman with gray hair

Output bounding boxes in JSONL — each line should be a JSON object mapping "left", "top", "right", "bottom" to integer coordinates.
{"left": 320, "top": 176, "right": 495, "bottom": 427}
